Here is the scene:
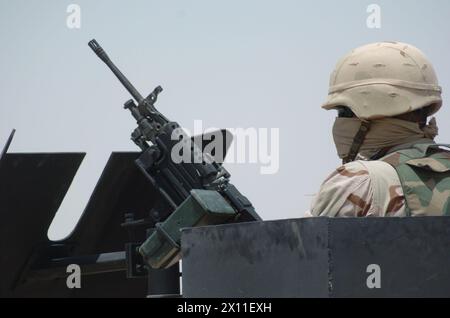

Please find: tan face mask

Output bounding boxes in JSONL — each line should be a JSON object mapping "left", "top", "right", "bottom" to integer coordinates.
{"left": 332, "top": 117, "right": 439, "bottom": 160}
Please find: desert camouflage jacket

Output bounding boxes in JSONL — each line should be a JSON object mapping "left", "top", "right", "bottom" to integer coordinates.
{"left": 306, "top": 141, "right": 450, "bottom": 217}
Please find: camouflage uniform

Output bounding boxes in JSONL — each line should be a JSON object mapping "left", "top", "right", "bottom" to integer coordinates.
{"left": 307, "top": 141, "right": 450, "bottom": 217}
{"left": 309, "top": 42, "right": 450, "bottom": 217}
{"left": 307, "top": 157, "right": 406, "bottom": 218}
{"left": 381, "top": 142, "right": 450, "bottom": 216}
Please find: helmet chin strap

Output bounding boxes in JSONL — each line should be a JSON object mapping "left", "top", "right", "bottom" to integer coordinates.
{"left": 342, "top": 120, "right": 371, "bottom": 164}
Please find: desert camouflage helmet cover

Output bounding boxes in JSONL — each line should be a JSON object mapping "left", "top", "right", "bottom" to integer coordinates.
{"left": 323, "top": 41, "right": 442, "bottom": 119}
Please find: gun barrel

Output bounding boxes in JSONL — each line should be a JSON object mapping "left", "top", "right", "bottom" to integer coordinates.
{"left": 88, "top": 39, "right": 144, "bottom": 103}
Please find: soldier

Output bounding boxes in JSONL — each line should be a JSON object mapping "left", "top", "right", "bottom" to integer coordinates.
{"left": 307, "top": 41, "right": 450, "bottom": 217}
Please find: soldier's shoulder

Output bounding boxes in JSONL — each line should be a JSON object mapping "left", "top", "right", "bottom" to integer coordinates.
{"left": 355, "top": 159, "right": 400, "bottom": 181}
{"left": 324, "top": 160, "right": 369, "bottom": 183}
{"left": 324, "top": 160, "right": 400, "bottom": 188}
{"left": 312, "top": 161, "right": 372, "bottom": 217}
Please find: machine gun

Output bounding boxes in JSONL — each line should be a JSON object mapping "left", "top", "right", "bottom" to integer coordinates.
{"left": 88, "top": 39, "right": 261, "bottom": 272}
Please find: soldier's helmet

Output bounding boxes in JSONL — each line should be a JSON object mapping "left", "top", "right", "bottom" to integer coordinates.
{"left": 322, "top": 41, "right": 442, "bottom": 119}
